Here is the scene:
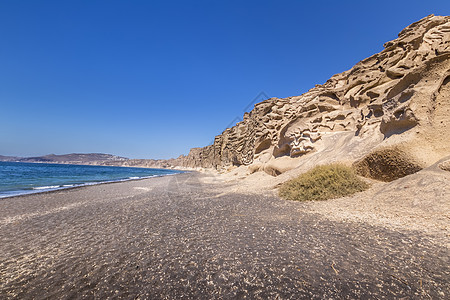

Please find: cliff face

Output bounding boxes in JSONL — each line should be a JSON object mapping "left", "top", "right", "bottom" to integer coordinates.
{"left": 178, "top": 15, "right": 450, "bottom": 179}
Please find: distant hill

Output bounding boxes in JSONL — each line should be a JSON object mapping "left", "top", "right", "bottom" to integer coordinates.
{"left": 0, "top": 153, "right": 178, "bottom": 169}
{"left": 0, "top": 155, "right": 20, "bottom": 162}
{"left": 0, "top": 153, "right": 128, "bottom": 164}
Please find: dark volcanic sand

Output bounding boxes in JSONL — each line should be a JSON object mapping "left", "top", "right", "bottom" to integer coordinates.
{"left": 0, "top": 172, "right": 448, "bottom": 299}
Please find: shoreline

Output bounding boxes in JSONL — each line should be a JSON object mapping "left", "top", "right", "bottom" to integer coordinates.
{"left": 0, "top": 159, "right": 183, "bottom": 170}
{"left": 0, "top": 171, "right": 184, "bottom": 200}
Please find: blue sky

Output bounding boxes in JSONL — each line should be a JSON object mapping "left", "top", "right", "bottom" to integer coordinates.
{"left": 1, "top": 1, "right": 449, "bottom": 159}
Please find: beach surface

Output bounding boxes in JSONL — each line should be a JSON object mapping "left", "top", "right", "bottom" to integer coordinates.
{"left": 1, "top": 171, "right": 448, "bottom": 299}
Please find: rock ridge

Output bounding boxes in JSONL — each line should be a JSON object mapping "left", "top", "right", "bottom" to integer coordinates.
{"left": 174, "top": 15, "right": 450, "bottom": 179}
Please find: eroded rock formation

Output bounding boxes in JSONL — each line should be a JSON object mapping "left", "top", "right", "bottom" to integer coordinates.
{"left": 177, "top": 15, "right": 450, "bottom": 179}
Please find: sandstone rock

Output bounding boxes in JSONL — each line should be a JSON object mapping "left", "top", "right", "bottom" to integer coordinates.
{"left": 353, "top": 147, "right": 423, "bottom": 182}
{"left": 173, "top": 15, "right": 450, "bottom": 179}
{"left": 438, "top": 160, "right": 450, "bottom": 172}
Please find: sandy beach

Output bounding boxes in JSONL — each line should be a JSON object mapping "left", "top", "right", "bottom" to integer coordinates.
{"left": 1, "top": 171, "right": 448, "bottom": 299}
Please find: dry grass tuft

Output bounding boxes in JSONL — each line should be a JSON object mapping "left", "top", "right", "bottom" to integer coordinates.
{"left": 279, "top": 163, "right": 369, "bottom": 201}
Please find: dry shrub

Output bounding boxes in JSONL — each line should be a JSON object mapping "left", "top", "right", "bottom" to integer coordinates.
{"left": 279, "top": 164, "right": 369, "bottom": 201}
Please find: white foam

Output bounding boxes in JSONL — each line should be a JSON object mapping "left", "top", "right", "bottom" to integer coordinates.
{"left": 33, "top": 185, "right": 60, "bottom": 190}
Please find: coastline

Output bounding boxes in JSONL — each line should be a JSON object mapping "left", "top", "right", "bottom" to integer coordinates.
{"left": 0, "top": 172, "right": 181, "bottom": 200}
{"left": 0, "top": 158, "right": 179, "bottom": 170}
{"left": 1, "top": 171, "right": 448, "bottom": 298}
{"left": 0, "top": 161, "right": 185, "bottom": 199}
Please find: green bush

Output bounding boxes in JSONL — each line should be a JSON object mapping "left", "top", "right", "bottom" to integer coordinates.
{"left": 279, "top": 163, "right": 369, "bottom": 201}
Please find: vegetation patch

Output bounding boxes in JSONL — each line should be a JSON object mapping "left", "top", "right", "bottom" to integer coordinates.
{"left": 279, "top": 163, "right": 369, "bottom": 201}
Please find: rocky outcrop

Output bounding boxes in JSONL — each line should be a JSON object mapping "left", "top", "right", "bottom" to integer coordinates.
{"left": 176, "top": 15, "right": 450, "bottom": 179}
{"left": 353, "top": 147, "right": 423, "bottom": 182}
{"left": 438, "top": 159, "right": 450, "bottom": 172}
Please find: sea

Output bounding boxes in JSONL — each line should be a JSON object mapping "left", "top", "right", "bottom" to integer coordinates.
{"left": 0, "top": 161, "right": 181, "bottom": 198}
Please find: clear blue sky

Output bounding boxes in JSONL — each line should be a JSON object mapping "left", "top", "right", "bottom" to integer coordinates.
{"left": 1, "top": 1, "right": 448, "bottom": 159}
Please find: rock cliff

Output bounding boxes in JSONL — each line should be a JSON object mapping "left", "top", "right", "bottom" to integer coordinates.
{"left": 177, "top": 15, "right": 450, "bottom": 181}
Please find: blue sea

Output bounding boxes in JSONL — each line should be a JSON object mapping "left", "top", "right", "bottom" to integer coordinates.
{"left": 0, "top": 161, "right": 180, "bottom": 198}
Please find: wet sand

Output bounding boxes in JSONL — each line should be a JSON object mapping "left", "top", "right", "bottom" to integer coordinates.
{"left": 1, "top": 172, "right": 448, "bottom": 299}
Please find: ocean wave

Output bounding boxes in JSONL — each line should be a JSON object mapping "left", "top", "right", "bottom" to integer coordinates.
{"left": 0, "top": 164, "right": 182, "bottom": 199}
{"left": 33, "top": 185, "right": 60, "bottom": 190}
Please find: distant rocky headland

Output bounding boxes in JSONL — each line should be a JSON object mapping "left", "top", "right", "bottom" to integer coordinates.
{"left": 0, "top": 153, "right": 127, "bottom": 164}
{"left": 0, "top": 153, "right": 174, "bottom": 169}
